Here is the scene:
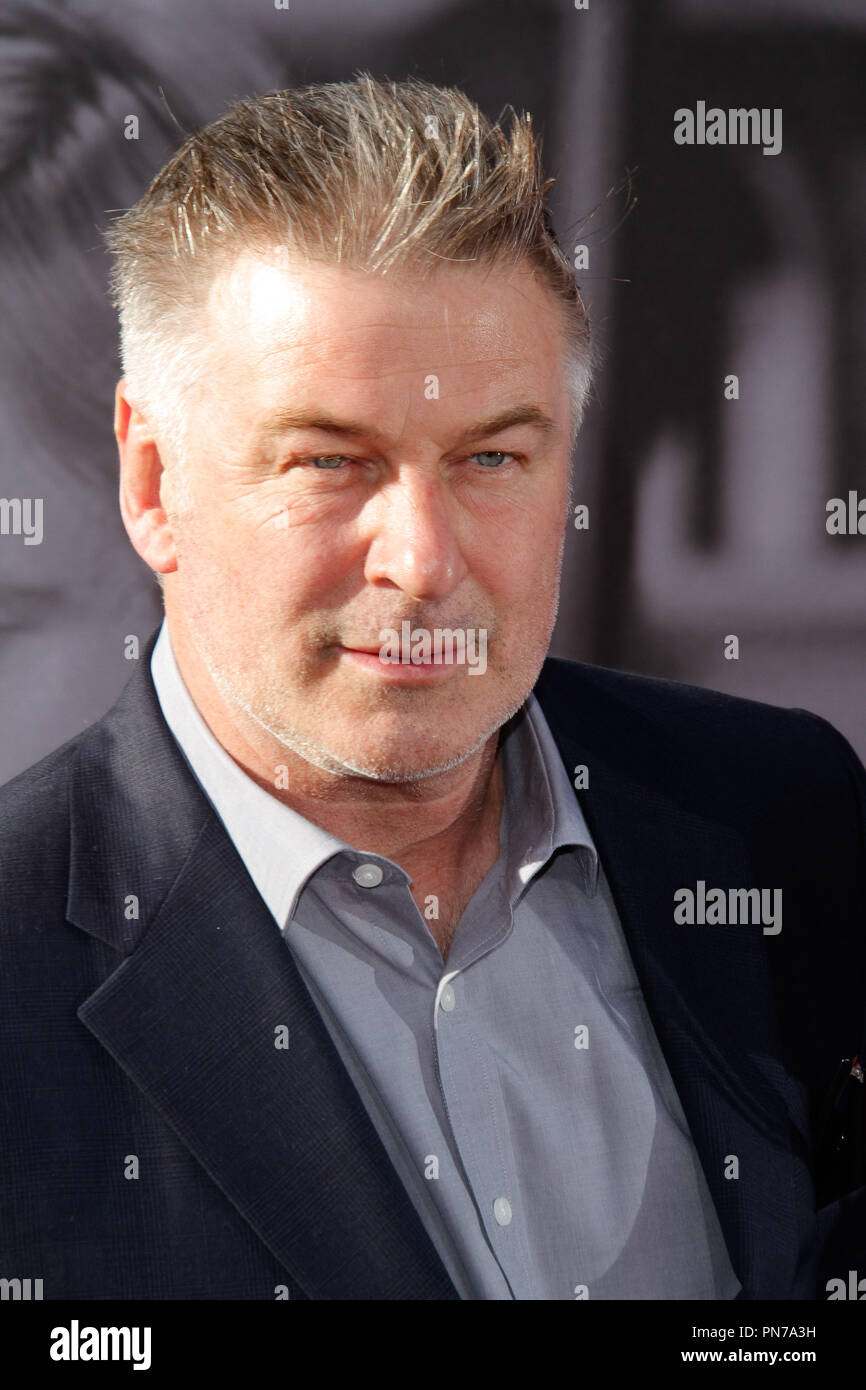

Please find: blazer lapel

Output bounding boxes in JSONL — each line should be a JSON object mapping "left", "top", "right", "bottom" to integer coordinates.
{"left": 534, "top": 658, "right": 802, "bottom": 1299}
{"left": 68, "top": 635, "right": 459, "bottom": 1301}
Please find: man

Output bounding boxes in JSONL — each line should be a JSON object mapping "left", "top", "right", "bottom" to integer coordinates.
{"left": 1, "top": 75, "right": 864, "bottom": 1302}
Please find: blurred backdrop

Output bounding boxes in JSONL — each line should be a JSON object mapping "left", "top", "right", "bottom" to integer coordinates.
{"left": 1, "top": 0, "right": 865, "bottom": 782}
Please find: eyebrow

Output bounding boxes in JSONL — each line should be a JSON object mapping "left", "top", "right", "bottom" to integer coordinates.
{"left": 258, "top": 403, "right": 559, "bottom": 447}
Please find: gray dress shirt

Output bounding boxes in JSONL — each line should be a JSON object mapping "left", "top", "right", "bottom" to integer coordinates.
{"left": 151, "top": 621, "right": 740, "bottom": 1300}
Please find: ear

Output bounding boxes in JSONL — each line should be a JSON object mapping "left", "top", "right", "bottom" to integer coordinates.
{"left": 115, "top": 378, "right": 180, "bottom": 575}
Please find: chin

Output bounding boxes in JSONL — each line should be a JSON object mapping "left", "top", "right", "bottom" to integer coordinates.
{"left": 303, "top": 714, "right": 494, "bottom": 778}
{"left": 330, "top": 740, "right": 480, "bottom": 783}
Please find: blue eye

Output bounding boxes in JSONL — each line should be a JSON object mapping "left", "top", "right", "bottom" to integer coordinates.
{"left": 472, "top": 452, "right": 510, "bottom": 468}
{"left": 310, "top": 455, "right": 348, "bottom": 469}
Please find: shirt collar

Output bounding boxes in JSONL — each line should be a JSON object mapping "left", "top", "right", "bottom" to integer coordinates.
{"left": 150, "top": 619, "right": 599, "bottom": 930}
{"left": 150, "top": 620, "right": 346, "bottom": 928}
{"left": 498, "top": 694, "right": 599, "bottom": 899}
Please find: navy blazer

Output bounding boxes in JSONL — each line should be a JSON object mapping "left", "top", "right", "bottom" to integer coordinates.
{"left": 1, "top": 627, "right": 864, "bottom": 1300}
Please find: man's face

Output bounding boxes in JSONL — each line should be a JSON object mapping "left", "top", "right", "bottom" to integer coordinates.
{"left": 162, "top": 249, "right": 572, "bottom": 781}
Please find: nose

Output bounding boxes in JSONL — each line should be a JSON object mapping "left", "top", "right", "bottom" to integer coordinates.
{"left": 362, "top": 468, "right": 467, "bottom": 602}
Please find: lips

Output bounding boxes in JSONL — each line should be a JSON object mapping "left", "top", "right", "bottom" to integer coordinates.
{"left": 337, "top": 644, "right": 458, "bottom": 682}
{"left": 342, "top": 644, "right": 454, "bottom": 663}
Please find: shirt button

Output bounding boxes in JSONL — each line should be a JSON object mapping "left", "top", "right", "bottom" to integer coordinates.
{"left": 352, "top": 862, "right": 384, "bottom": 889}
{"left": 439, "top": 984, "right": 456, "bottom": 1012}
{"left": 493, "top": 1197, "right": 512, "bottom": 1226}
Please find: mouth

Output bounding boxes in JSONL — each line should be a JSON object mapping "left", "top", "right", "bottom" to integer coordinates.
{"left": 337, "top": 643, "right": 459, "bottom": 682}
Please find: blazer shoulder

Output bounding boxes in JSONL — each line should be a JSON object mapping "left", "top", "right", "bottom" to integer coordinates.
{"left": 0, "top": 631, "right": 162, "bottom": 867}
{"left": 539, "top": 653, "right": 790, "bottom": 718}
{"left": 538, "top": 653, "right": 848, "bottom": 737}
{"left": 0, "top": 725, "right": 87, "bottom": 901}
{"left": 534, "top": 655, "right": 866, "bottom": 805}
{"left": 0, "top": 724, "right": 84, "bottom": 813}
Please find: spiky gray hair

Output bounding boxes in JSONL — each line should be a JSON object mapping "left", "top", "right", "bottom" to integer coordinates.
{"left": 105, "top": 72, "right": 594, "bottom": 473}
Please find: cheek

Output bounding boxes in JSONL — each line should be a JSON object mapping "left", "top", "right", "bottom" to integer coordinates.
{"left": 485, "top": 510, "right": 563, "bottom": 596}
{"left": 184, "top": 499, "right": 339, "bottom": 584}
{"left": 491, "top": 530, "right": 563, "bottom": 653}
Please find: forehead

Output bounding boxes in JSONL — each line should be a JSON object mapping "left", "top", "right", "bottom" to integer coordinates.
{"left": 202, "top": 249, "right": 568, "bottom": 409}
